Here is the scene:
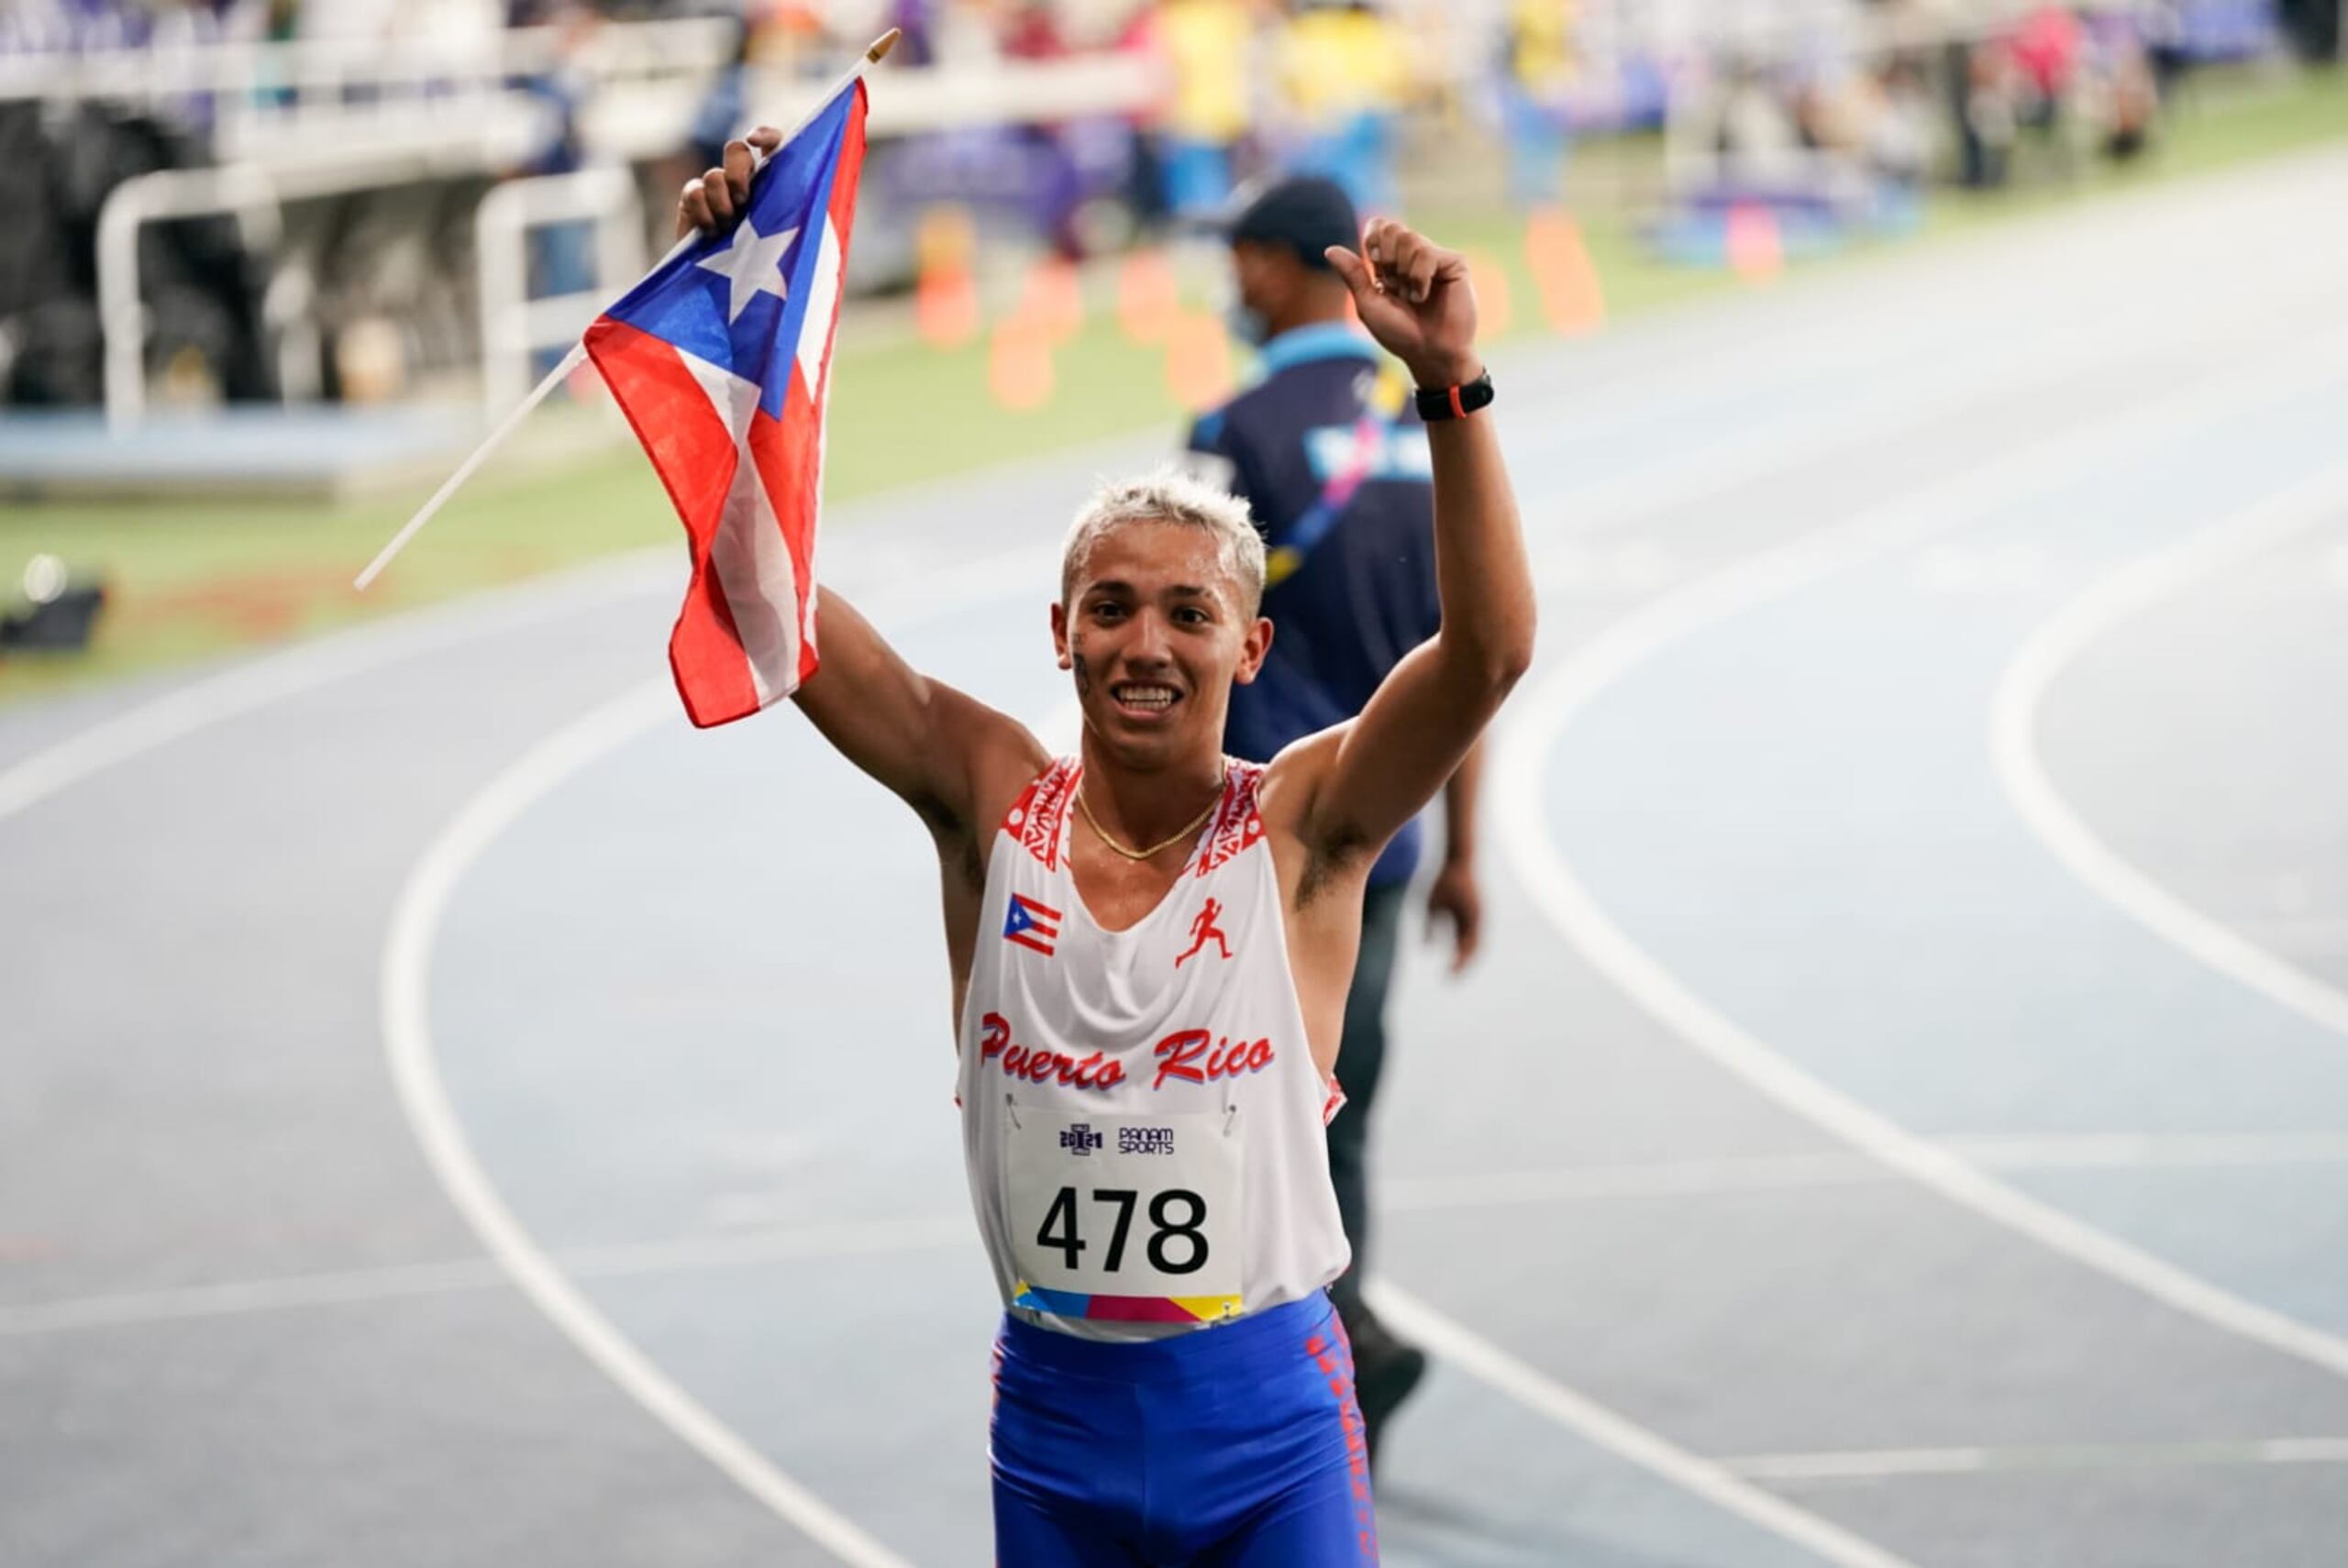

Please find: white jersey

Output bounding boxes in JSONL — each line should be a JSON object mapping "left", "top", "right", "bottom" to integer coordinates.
{"left": 957, "top": 757, "right": 1350, "bottom": 1342}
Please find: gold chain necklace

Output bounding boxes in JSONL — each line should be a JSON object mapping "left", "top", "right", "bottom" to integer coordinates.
{"left": 1075, "top": 766, "right": 1227, "bottom": 862}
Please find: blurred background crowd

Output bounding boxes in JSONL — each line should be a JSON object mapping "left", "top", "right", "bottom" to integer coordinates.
{"left": 0, "top": 0, "right": 2337, "bottom": 424}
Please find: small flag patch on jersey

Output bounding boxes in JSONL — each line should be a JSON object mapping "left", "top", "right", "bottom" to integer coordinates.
{"left": 1003, "top": 893, "right": 1063, "bottom": 956}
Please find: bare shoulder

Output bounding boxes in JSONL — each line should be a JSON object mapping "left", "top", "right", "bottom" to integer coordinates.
{"left": 904, "top": 688, "right": 1047, "bottom": 908}
{"left": 910, "top": 680, "right": 1051, "bottom": 845}
{"left": 1257, "top": 725, "right": 1344, "bottom": 842}
{"left": 958, "top": 690, "right": 1055, "bottom": 839}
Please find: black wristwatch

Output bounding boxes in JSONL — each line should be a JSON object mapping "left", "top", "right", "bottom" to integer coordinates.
{"left": 1414, "top": 368, "right": 1495, "bottom": 422}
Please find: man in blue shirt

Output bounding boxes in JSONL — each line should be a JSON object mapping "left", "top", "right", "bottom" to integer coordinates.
{"left": 1182, "top": 174, "right": 1486, "bottom": 1464}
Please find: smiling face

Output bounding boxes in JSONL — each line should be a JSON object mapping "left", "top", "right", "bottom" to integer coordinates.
{"left": 1052, "top": 518, "right": 1272, "bottom": 771}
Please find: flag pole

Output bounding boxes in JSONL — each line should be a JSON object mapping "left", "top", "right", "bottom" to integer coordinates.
{"left": 353, "top": 27, "right": 903, "bottom": 593}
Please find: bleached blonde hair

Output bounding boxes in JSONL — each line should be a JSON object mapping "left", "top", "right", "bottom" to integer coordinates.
{"left": 1059, "top": 467, "right": 1268, "bottom": 618}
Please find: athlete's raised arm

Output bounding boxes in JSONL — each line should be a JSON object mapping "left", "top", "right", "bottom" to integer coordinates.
{"left": 793, "top": 591, "right": 1047, "bottom": 833}
{"left": 678, "top": 134, "right": 1046, "bottom": 834}
{"left": 1278, "top": 219, "right": 1535, "bottom": 867}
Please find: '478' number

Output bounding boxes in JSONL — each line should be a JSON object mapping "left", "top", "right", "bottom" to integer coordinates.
{"left": 1036, "top": 1187, "right": 1209, "bottom": 1275}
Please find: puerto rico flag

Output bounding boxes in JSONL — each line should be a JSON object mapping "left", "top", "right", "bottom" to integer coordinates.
{"left": 583, "top": 83, "right": 868, "bottom": 728}
{"left": 1003, "top": 894, "right": 1062, "bottom": 957}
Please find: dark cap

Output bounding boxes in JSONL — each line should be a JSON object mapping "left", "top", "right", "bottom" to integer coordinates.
{"left": 1224, "top": 174, "right": 1359, "bottom": 271}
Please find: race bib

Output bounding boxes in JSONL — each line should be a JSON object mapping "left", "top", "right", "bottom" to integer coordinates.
{"left": 1003, "top": 1109, "right": 1244, "bottom": 1325}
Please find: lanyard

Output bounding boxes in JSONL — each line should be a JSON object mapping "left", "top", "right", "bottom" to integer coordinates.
{"left": 1263, "top": 363, "right": 1413, "bottom": 588}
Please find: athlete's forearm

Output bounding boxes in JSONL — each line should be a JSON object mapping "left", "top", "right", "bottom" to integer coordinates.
{"left": 1441, "top": 741, "right": 1484, "bottom": 866}
{"left": 1291, "top": 223, "right": 1536, "bottom": 858}
{"left": 1421, "top": 410, "right": 1535, "bottom": 699}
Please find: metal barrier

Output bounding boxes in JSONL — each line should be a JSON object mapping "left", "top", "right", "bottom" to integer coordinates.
{"left": 94, "top": 141, "right": 614, "bottom": 431}
{"left": 475, "top": 166, "right": 645, "bottom": 420}
{"left": 96, "top": 163, "right": 282, "bottom": 432}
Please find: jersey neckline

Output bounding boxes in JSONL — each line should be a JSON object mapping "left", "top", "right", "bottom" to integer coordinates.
{"left": 1039, "top": 757, "right": 1263, "bottom": 940}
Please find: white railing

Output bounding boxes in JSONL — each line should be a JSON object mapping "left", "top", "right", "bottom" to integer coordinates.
{"left": 475, "top": 166, "right": 644, "bottom": 420}
{"left": 95, "top": 164, "right": 280, "bottom": 432}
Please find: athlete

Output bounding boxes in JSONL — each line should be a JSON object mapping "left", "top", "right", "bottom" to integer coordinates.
{"left": 681, "top": 132, "right": 1534, "bottom": 1562}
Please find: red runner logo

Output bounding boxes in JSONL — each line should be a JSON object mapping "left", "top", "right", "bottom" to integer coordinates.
{"left": 1174, "top": 898, "right": 1233, "bottom": 967}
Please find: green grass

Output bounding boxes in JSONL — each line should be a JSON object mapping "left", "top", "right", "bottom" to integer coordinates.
{"left": 5, "top": 64, "right": 2343, "bottom": 704}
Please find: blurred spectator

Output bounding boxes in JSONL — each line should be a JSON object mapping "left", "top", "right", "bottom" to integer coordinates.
{"left": 1155, "top": 0, "right": 1255, "bottom": 217}
{"left": 1501, "top": 0, "right": 1576, "bottom": 208}
{"left": 1001, "top": 0, "right": 1067, "bottom": 62}
{"left": 2277, "top": 0, "right": 2342, "bottom": 61}
{"left": 2081, "top": 10, "right": 2161, "bottom": 160}
{"left": 2141, "top": 0, "right": 2192, "bottom": 93}
{"left": 1712, "top": 56, "right": 1808, "bottom": 193}
{"left": 2009, "top": 2, "right": 2084, "bottom": 174}
{"left": 1273, "top": 0, "right": 1407, "bottom": 214}
{"left": 1000, "top": 0, "right": 1093, "bottom": 257}
{"left": 884, "top": 0, "right": 940, "bottom": 67}
{"left": 1952, "top": 35, "right": 2019, "bottom": 188}
{"left": 688, "top": 14, "right": 757, "bottom": 171}
{"left": 1115, "top": 0, "right": 1173, "bottom": 235}
{"left": 1866, "top": 59, "right": 1935, "bottom": 190}
{"left": 1, "top": 0, "right": 159, "bottom": 55}
{"left": 512, "top": 0, "right": 599, "bottom": 370}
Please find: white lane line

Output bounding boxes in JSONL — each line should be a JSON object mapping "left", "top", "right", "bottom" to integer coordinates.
{"left": 559, "top": 1214, "right": 977, "bottom": 1278}
{"left": 1374, "top": 1285, "right": 1924, "bottom": 1568}
{"left": 1942, "top": 1130, "right": 2348, "bottom": 1172}
{"left": 2265, "top": 1438, "right": 2348, "bottom": 1463}
{"left": 0, "top": 1257, "right": 513, "bottom": 1335}
{"left": 1728, "top": 1448, "right": 1991, "bottom": 1482}
{"left": 1989, "top": 465, "right": 2348, "bottom": 1043}
{"left": 0, "top": 549, "right": 671, "bottom": 823}
{"left": 1381, "top": 1132, "right": 2348, "bottom": 1213}
{"left": 384, "top": 679, "right": 914, "bottom": 1568}
{"left": 0, "top": 1217, "right": 980, "bottom": 1338}
{"left": 1518, "top": 320, "right": 2099, "bottom": 536}
{"left": 1722, "top": 1437, "right": 2348, "bottom": 1483}
{"left": 1517, "top": 237, "right": 2348, "bottom": 542}
{"left": 1385, "top": 1153, "right": 1890, "bottom": 1209}
{"left": 381, "top": 547, "right": 1048, "bottom": 1568}
{"left": 1494, "top": 341, "right": 2348, "bottom": 1383}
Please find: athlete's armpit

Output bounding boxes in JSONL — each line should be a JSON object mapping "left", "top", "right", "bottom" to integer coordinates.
{"left": 1257, "top": 728, "right": 1375, "bottom": 911}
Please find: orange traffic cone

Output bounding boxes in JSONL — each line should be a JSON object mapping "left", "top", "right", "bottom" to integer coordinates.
{"left": 1019, "top": 257, "right": 1086, "bottom": 348}
{"left": 914, "top": 204, "right": 981, "bottom": 348}
{"left": 989, "top": 315, "right": 1056, "bottom": 411}
{"left": 917, "top": 265, "right": 980, "bottom": 349}
{"left": 1115, "top": 249, "right": 1180, "bottom": 346}
{"left": 1525, "top": 207, "right": 1605, "bottom": 337}
{"left": 1164, "top": 309, "right": 1233, "bottom": 412}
